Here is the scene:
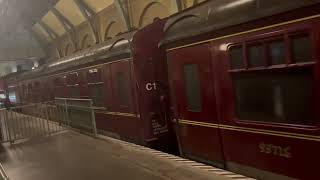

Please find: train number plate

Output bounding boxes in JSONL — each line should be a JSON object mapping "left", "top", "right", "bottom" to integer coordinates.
{"left": 259, "top": 142, "right": 291, "bottom": 158}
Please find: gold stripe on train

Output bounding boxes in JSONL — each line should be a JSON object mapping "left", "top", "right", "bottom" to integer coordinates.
{"left": 179, "top": 119, "right": 219, "bottom": 128}
{"left": 178, "top": 119, "right": 320, "bottom": 142}
{"left": 167, "top": 14, "right": 320, "bottom": 52}
{"left": 94, "top": 110, "right": 140, "bottom": 118}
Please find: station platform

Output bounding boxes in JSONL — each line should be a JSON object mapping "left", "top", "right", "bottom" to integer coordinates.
{"left": 0, "top": 130, "right": 252, "bottom": 180}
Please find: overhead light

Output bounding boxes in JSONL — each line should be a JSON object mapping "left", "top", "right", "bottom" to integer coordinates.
{"left": 33, "top": 61, "right": 39, "bottom": 68}
{"left": 219, "top": 44, "right": 230, "bottom": 51}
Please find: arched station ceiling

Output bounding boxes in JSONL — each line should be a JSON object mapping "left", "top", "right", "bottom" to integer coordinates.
{"left": 0, "top": 0, "right": 206, "bottom": 76}
{"left": 33, "top": 0, "right": 205, "bottom": 42}
{"left": 34, "top": 0, "right": 117, "bottom": 42}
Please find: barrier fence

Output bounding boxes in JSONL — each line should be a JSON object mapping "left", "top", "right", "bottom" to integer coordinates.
{"left": 0, "top": 98, "right": 97, "bottom": 144}
{"left": 55, "top": 98, "right": 97, "bottom": 136}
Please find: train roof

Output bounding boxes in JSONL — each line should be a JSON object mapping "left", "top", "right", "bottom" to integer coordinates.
{"left": 160, "top": 0, "right": 320, "bottom": 46}
{"left": 46, "top": 31, "right": 134, "bottom": 74}
{"left": 8, "top": 31, "right": 135, "bottom": 82}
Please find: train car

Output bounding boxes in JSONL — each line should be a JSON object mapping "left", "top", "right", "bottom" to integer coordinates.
{"left": 4, "top": 19, "right": 176, "bottom": 151}
{"left": 161, "top": 0, "right": 320, "bottom": 179}
{"left": 132, "top": 17, "right": 178, "bottom": 151}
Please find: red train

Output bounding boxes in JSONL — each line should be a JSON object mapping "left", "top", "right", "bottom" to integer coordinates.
{"left": 3, "top": 1, "right": 320, "bottom": 179}
{"left": 3, "top": 20, "right": 177, "bottom": 152}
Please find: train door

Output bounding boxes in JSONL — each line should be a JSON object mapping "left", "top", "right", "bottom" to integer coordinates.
{"left": 110, "top": 59, "right": 142, "bottom": 139}
{"left": 66, "top": 72, "right": 80, "bottom": 98}
{"left": 110, "top": 60, "right": 134, "bottom": 113}
{"left": 53, "top": 76, "right": 66, "bottom": 98}
{"left": 167, "top": 43, "right": 224, "bottom": 167}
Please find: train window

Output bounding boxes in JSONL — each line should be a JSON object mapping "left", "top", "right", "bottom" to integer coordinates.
{"left": 34, "top": 82, "right": 40, "bottom": 102}
{"left": 87, "top": 69, "right": 102, "bottom": 83}
{"left": 116, "top": 72, "right": 129, "bottom": 106}
{"left": 292, "top": 34, "right": 312, "bottom": 63}
{"left": 22, "top": 85, "right": 27, "bottom": 101}
{"left": 67, "top": 72, "right": 79, "bottom": 85}
{"left": 230, "top": 46, "right": 244, "bottom": 69}
{"left": 233, "top": 68, "right": 313, "bottom": 125}
{"left": 183, "top": 64, "right": 202, "bottom": 112}
{"left": 87, "top": 69, "right": 104, "bottom": 107}
{"left": 268, "top": 39, "right": 285, "bottom": 65}
{"left": 8, "top": 89, "right": 16, "bottom": 103}
{"left": 248, "top": 43, "right": 265, "bottom": 68}
{"left": 54, "top": 77, "right": 65, "bottom": 98}
{"left": 88, "top": 84, "right": 104, "bottom": 107}
{"left": 27, "top": 84, "right": 32, "bottom": 100}
{"left": 68, "top": 86, "right": 80, "bottom": 98}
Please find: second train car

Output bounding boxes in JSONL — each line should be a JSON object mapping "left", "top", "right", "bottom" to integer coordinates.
{"left": 161, "top": 0, "right": 320, "bottom": 179}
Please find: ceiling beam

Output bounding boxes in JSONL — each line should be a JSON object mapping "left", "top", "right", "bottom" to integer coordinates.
{"left": 51, "top": 8, "right": 78, "bottom": 50}
{"left": 115, "top": 0, "right": 132, "bottom": 30}
{"left": 74, "top": 0, "right": 95, "bottom": 17}
{"left": 37, "top": 23, "right": 62, "bottom": 59}
{"left": 38, "top": 20, "right": 58, "bottom": 39}
{"left": 176, "top": 0, "right": 184, "bottom": 11}
{"left": 74, "top": 0, "right": 99, "bottom": 44}
{"left": 51, "top": 8, "right": 75, "bottom": 32}
{"left": 37, "top": 21, "right": 63, "bottom": 59}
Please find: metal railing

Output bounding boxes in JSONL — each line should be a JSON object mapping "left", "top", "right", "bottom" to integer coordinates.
{"left": 0, "top": 102, "right": 67, "bottom": 143}
{"left": 0, "top": 98, "right": 97, "bottom": 144}
{"left": 0, "top": 162, "right": 9, "bottom": 180}
{"left": 55, "top": 98, "right": 97, "bottom": 137}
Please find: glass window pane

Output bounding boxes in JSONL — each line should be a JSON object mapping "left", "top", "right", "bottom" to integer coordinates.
{"left": 89, "top": 84, "right": 104, "bottom": 107}
{"left": 268, "top": 40, "right": 285, "bottom": 65}
{"left": 69, "top": 86, "right": 80, "bottom": 98}
{"left": 248, "top": 44, "right": 265, "bottom": 67}
{"left": 230, "top": 46, "right": 244, "bottom": 69}
{"left": 292, "top": 34, "right": 312, "bottom": 63}
{"left": 67, "top": 73, "right": 79, "bottom": 85}
{"left": 9, "top": 90, "right": 16, "bottom": 103}
{"left": 183, "top": 64, "right": 202, "bottom": 112}
{"left": 87, "top": 69, "right": 102, "bottom": 83}
{"left": 233, "top": 69, "right": 313, "bottom": 125}
{"left": 116, "top": 72, "right": 129, "bottom": 106}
